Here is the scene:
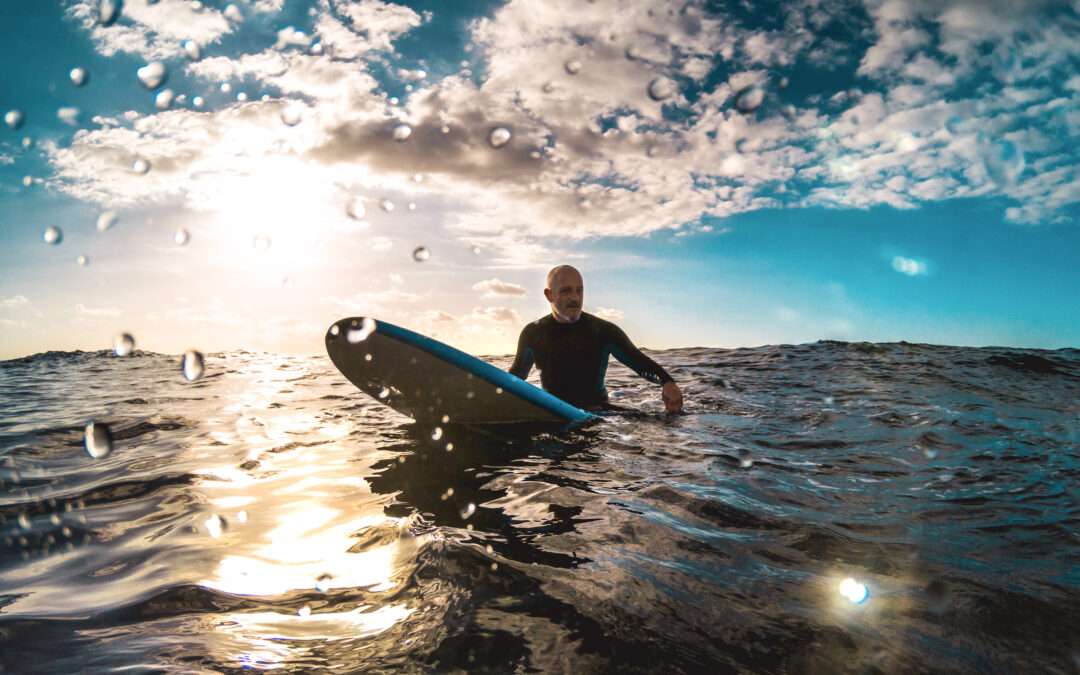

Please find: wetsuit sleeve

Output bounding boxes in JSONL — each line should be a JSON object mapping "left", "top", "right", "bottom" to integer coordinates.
{"left": 606, "top": 323, "right": 674, "bottom": 385}
{"left": 508, "top": 324, "right": 534, "bottom": 379}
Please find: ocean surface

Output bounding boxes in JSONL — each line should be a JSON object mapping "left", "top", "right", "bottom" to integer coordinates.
{"left": 0, "top": 341, "right": 1078, "bottom": 674}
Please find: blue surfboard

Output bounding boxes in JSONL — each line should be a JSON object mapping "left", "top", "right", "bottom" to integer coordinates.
{"left": 325, "top": 317, "right": 597, "bottom": 428}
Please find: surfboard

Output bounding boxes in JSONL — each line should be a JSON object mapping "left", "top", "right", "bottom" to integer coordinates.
{"left": 325, "top": 317, "right": 597, "bottom": 428}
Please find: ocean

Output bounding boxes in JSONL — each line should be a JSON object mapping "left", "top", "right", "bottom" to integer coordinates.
{"left": 0, "top": 342, "right": 1078, "bottom": 673}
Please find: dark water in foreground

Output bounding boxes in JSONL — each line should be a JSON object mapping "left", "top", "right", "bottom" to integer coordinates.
{"left": 0, "top": 341, "right": 1078, "bottom": 674}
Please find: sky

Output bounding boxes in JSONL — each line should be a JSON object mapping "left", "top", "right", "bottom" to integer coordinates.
{"left": 1, "top": 0, "right": 1079, "bottom": 360}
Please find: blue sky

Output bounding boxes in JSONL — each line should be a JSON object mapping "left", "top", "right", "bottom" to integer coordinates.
{"left": 1, "top": 0, "right": 1079, "bottom": 359}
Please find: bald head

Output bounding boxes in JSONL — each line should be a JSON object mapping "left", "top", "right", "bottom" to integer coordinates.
{"left": 544, "top": 265, "right": 584, "bottom": 323}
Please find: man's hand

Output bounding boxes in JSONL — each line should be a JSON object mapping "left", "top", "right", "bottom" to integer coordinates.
{"left": 662, "top": 381, "right": 684, "bottom": 413}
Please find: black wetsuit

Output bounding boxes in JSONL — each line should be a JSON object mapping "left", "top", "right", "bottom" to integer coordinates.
{"left": 508, "top": 312, "right": 674, "bottom": 409}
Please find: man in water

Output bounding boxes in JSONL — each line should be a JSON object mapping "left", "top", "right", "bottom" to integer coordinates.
{"left": 508, "top": 265, "right": 684, "bottom": 413}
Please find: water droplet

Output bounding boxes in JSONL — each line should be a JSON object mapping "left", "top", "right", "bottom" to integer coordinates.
{"left": 378, "top": 387, "right": 390, "bottom": 399}
{"left": 488, "top": 126, "right": 511, "bottom": 148}
{"left": 445, "top": 442, "right": 454, "bottom": 451}
{"left": 412, "top": 173, "right": 424, "bottom": 183}
{"left": 253, "top": 234, "right": 271, "bottom": 251}
{"left": 298, "top": 605, "right": 311, "bottom": 617}
{"left": 315, "top": 573, "right": 332, "bottom": 593}
{"left": 923, "top": 447, "right": 938, "bottom": 460}
{"left": 470, "top": 245, "right": 481, "bottom": 256}
{"left": 392, "top": 123, "right": 412, "bottom": 142}
{"left": 77, "top": 255, "right": 88, "bottom": 266}
{"left": 345, "top": 196, "right": 366, "bottom": 220}
{"left": 113, "top": 332, "right": 135, "bottom": 356}
{"left": 70, "top": 68, "right": 89, "bottom": 87}
{"left": 495, "top": 387, "right": 503, "bottom": 395}
{"left": 237, "top": 510, "right": 247, "bottom": 523}
{"left": 542, "top": 81, "right": 555, "bottom": 93}
{"left": 21, "top": 136, "right": 32, "bottom": 148}
{"left": 204, "top": 514, "right": 226, "bottom": 538}
{"left": 21, "top": 175, "right": 32, "bottom": 187}
{"left": 181, "top": 350, "right": 205, "bottom": 381}
{"left": 57, "top": 107, "right": 81, "bottom": 126}
{"left": 490, "top": 562, "right": 498, "bottom": 571}
{"left": 564, "top": 60, "right": 582, "bottom": 75}
{"left": 389, "top": 96, "right": 399, "bottom": 105}
{"left": 5, "top": 110, "right": 24, "bottom": 130}
{"left": 280, "top": 103, "right": 302, "bottom": 126}
{"left": 183, "top": 40, "right": 201, "bottom": 60}
{"left": 647, "top": 77, "right": 676, "bottom": 101}
{"left": 440, "top": 124, "right": 450, "bottom": 134}
{"left": 155, "top": 89, "right": 174, "bottom": 110}
{"left": 174, "top": 228, "right": 190, "bottom": 246}
{"left": 219, "top": 82, "right": 231, "bottom": 94}
{"left": 432, "top": 427, "right": 443, "bottom": 441}
{"left": 839, "top": 577, "right": 869, "bottom": 604}
{"left": 137, "top": 62, "right": 168, "bottom": 90}
{"left": 412, "top": 246, "right": 430, "bottom": 262}
{"left": 346, "top": 317, "right": 376, "bottom": 343}
{"left": 132, "top": 157, "right": 151, "bottom": 174}
{"left": 223, "top": 3, "right": 242, "bottom": 22}
{"left": 328, "top": 324, "right": 340, "bottom": 337}
{"left": 735, "top": 87, "right": 764, "bottom": 113}
{"left": 625, "top": 45, "right": 643, "bottom": 60}
{"left": 98, "top": 0, "right": 121, "bottom": 26}
{"left": 192, "top": 96, "right": 205, "bottom": 108}
{"left": 459, "top": 503, "right": 476, "bottom": 520}
{"left": 43, "top": 226, "right": 63, "bottom": 245}
{"left": 823, "top": 396, "right": 834, "bottom": 406}
{"left": 739, "top": 449, "right": 753, "bottom": 468}
{"left": 309, "top": 42, "right": 324, "bottom": 56}
{"left": 84, "top": 421, "right": 114, "bottom": 459}
{"left": 364, "top": 353, "right": 373, "bottom": 362}
{"left": 50, "top": 514, "right": 61, "bottom": 526}
{"left": 17, "top": 513, "right": 31, "bottom": 530}
{"left": 779, "top": 76, "right": 789, "bottom": 89}
{"left": 380, "top": 199, "right": 394, "bottom": 213}
{"left": 407, "top": 202, "right": 416, "bottom": 211}
{"left": 236, "top": 92, "right": 248, "bottom": 102}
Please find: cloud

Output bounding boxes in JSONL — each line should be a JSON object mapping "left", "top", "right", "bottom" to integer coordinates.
{"left": 1, "top": 295, "right": 30, "bottom": 310}
{"left": 594, "top": 307, "right": 624, "bottom": 321}
{"left": 469, "top": 306, "right": 520, "bottom": 324}
{"left": 66, "top": 0, "right": 235, "bottom": 60}
{"left": 891, "top": 256, "right": 929, "bottom": 276}
{"left": 472, "top": 278, "right": 527, "bottom": 297}
{"left": 76, "top": 303, "right": 123, "bottom": 317}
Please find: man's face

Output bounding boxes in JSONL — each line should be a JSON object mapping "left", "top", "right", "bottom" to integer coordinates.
{"left": 544, "top": 269, "right": 584, "bottom": 323}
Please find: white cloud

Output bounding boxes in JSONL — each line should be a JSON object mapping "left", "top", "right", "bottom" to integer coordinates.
{"left": 472, "top": 278, "right": 527, "bottom": 297}
{"left": 594, "top": 307, "right": 624, "bottom": 321}
{"left": 891, "top": 256, "right": 928, "bottom": 276}
{"left": 1, "top": 295, "right": 30, "bottom": 310}
{"left": 76, "top": 303, "right": 123, "bottom": 317}
{"left": 66, "top": 0, "right": 234, "bottom": 60}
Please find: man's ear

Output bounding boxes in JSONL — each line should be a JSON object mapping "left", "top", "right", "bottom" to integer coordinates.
{"left": 543, "top": 288, "right": 553, "bottom": 302}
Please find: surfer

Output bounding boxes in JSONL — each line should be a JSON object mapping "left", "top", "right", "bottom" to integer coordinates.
{"left": 508, "top": 265, "right": 684, "bottom": 413}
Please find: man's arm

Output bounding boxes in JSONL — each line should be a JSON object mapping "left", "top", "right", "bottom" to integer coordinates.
{"left": 508, "top": 324, "right": 534, "bottom": 380}
{"left": 607, "top": 323, "right": 684, "bottom": 412}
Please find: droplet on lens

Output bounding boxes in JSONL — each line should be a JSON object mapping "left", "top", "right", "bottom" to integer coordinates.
{"left": 98, "top": 0, "right": 121, "bottom": 26}
{"left": 155, "top": 89, "right": 174, "bottom": 110}
{"left": 488, "top": 126, "right": 511, "bottom": 148}
{"left": 407, "top": 202, "right": 416, "bottom": 211}
{"left": 57, "top": 107, "right": 81, "bottom": 126}
{"left": 17, "top": 513, "right": 31, "bottom": 530}
{"left": 192, "top": 96, "right": 205, "bottom": 108}
{"left": 346, "top": 317, "right": 376, "bottom": 343}
{"left": 70, "top": 68, "right": 89, "bottom": 87}
{"left": 137, "top": 62, "right": 168, "bottom": 90}
{"left": 345, "top": 196, "right": 366, "bottom": 220}
{"left": 315, "top": 573, "right": 332, "bottom": 593}
{"left": 132, "top": 158, "right": 151, "bottom": 174}
{"left": 735, "top": 86, "right": 764, "bottom": 113}
{"left": 220, "top": 82, "right": 231, "bottom": 94}
{"left": 77, "top": 255, "right": 88, "bottom": 266}
{"left": 223, "top": 3, "right": 242, "bottom": 22}
{"left": 204, "top": 514, "right": 226, "bottom": 538}
{"left": 183, "top": 40, "right": 201, "bottom": 60}
{"left": 4, "top": 110, "right": 24, "bottom": 130}
{"left": 378, "top": 387, "right": 390, "bottom": 399}
{"left": 459, "top": 503, "right": 476, "bottom": 519}
{"left": 564, "top": 60, "right": 582, "bottom": 75}
{"left": 392, "top": 123, "right": 412, "bottom": 141}
{"left": 412, "top": 246, "right": 430, "bottom": 262}
{"left": 380, "top": 199, "right": 394, "bottom": 213}
{"left": 181, "top": 350, "right": 205, "bottom": 381}
{"left": 431, "top": 427, "right": 443, "bottom": 441}
{"left": 647, "top": 77, "right": 676, "bottom": 101}
{"left": 84, "top": 421, "right": 114, "bottom": 459}
{"left": 174, "top": 228, "right": 190, "bottom": 246}
{"left": 280, "top": 104, "right": 302, "bottom": 126}
{"left": 114, "top": 332, "right": 135, "bottom": 356}
{"left": 298, "top": 605, "right": 311, "bottom": 617}
{"left": 43, "top": 226, "right": 63, "bottom": 245}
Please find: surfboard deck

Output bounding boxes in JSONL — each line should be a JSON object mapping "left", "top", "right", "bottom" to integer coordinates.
{"left": 325, "top": 317, "right": 597, "bottom": 428}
